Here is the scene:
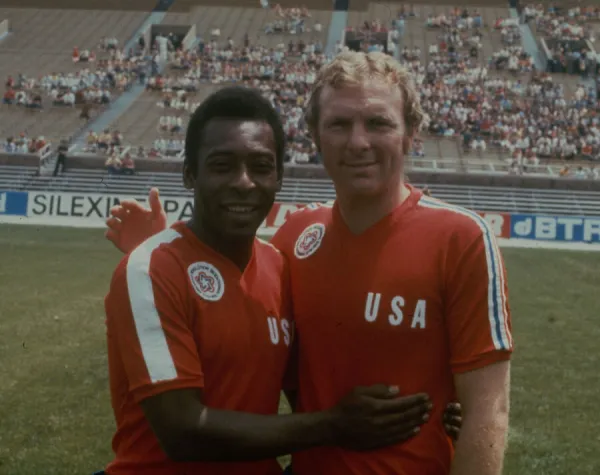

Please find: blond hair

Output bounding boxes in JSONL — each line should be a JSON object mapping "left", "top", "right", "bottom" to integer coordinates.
{"left": 305, "top": 51, "right": 427, "bottom": 136}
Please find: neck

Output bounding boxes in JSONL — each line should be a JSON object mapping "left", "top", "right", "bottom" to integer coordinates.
{"left": 337, "top": 182, "right": 410, "bottom": 235}
{"left": 187, "top": 220, "right": 254, "bottom": 271}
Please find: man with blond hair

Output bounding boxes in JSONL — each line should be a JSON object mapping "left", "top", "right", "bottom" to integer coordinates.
{"left": 107, "top": 51, "right": 510, "bottom": 475}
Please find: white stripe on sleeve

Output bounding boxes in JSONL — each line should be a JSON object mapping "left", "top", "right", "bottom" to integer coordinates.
{"left": 419, "top": 197, "right": 512, "bottom": 350}
{"left": 126, "top": 228, "right": 182, "bottom": 383}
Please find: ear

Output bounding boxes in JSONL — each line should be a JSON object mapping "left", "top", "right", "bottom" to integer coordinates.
{"left": 309, "top": 126, "right": 321, "bottom": 153}
{"left": 182, "top": 163, "right": 195, "bottom": 190}
{"left": 402, "top": 134, "right": 414, "bottom": 155}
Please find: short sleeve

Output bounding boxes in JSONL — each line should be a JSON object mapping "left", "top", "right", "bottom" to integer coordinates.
{"left": 105, "top": 248, "right": 204, "bottom": 403}
{"left": 444, "top": 222, "right": 513, "bottom": 374}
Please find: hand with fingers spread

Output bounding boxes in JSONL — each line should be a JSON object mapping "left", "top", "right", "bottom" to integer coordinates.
{"left": 326, "top": 385, "right": 432, "bottom": 451}
{"left": 105, "top": 188, "right": 168, "bottom": 254}
{"left": 443, "top": 402, "right": 462, "bottom": 442}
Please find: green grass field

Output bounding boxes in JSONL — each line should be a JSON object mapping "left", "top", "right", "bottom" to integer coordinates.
{"left": 0, "top": 225, "right": 599, "bottom": 475}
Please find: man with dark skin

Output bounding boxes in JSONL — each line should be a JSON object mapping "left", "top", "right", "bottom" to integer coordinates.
{"left": 102, "top": 86, "right": 461, "bottom": 475}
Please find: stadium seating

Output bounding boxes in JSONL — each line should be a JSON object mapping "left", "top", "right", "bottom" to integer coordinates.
{"left": 1, "top": 0, "right": 599, "bottom": 203}
{"left": 0, "top": 7, "right": 148, "bottom": 142}
{"left": 0, "top": 0, "right": 157, "bottom": 10}
{"left": 90, "top": 2, "right": 332, "bottom": 157}
{"left": 163, "top": 5, "right": 332, "bottom": 46}
{"left": 171, "top": 0, "right": 331, "bottom": 12}
{"left": 106, "top": 90, "right": 192, "bottom": 149}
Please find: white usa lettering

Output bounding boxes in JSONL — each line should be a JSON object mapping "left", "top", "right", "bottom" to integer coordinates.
{"left": 364, "top": 292, "right": 427, "bottom": 329}
{"left": 267, "top": 317, "right": 291, "bottom": 346}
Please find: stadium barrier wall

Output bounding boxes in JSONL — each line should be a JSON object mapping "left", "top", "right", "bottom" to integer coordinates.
{"left": 2, "top": 191, "right": 600, "bottom": 248}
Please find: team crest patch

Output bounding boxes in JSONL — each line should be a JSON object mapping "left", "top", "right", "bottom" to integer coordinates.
{"left": 188, "top": 262, "right": 224, "bottom": 301}
{"left": 294, "top": 223, "right": 326, "bottom": 259}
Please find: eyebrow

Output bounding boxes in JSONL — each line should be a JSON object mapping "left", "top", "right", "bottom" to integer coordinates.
{"left": 205, "top": 148, "right": 275, "bottom": 157}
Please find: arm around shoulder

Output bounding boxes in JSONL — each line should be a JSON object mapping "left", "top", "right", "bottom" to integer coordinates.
{"left": 107, "top": 246, "right": 336, "bottom": 462}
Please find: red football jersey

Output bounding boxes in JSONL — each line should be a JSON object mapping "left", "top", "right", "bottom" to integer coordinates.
{"left": 105, "top": 222, "right": 291, "bottom": 475}
{"left": 271, "top": 186, "right": 513, "bottom": 475}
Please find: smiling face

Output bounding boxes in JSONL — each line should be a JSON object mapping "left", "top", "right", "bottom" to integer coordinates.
{"left": 184, "top": 118, "right": 281, "bottom": 240}
{"left": 315, "top": 79, "right": 412, "bottom": 200}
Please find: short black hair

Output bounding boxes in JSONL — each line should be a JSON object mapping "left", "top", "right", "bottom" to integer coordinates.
{"left": 184, "top": 86, "right": 286, "bottom": 179}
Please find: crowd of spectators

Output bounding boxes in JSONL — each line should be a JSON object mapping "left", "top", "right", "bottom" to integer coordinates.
{"left": 79, "top": 127, "right": 139, "bottom": 175}
{"left": 158, "top": 115, "right": 186, "bottom": 135}
{"left": 1, "top": 35, "right": 151, "bottom": 129}
{"left": 385, "top": 5, "right": 600, "bottom": 179}
{"left": 3, "top": 2, "right": 600, "bottom": 182}
{"left": 1, "top": 132, "right": 49, "bottom": 154}
{"left": 111, "top": 3, "right": 600, "bottom": 180}
{"left": 84, "top": 128, "right": 123, "bottom": 153}
{"left": 263, "top": 4, "right": 322, "bottom": 36}
{"left": 140, "top": 27, "right": 329, "bottom": 163}
{"left": 524, "top": 4, "right": 599, "bottom": 76}
{"left": 529, "top": 4, "right": 598, "bottom": 42}
{"left": 105, "top": 151, "right": 136, "bottom": 175}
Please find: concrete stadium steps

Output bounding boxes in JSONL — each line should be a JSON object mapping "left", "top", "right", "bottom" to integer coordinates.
{"left": 0, "top": 164, "right": 38, "bottom": 190}
{"left": 346, "top": 4, "right": 508, "bottom": 68}
{"left": 418, "top": 138, "right": 463, "bottom": 170}
{"left": 27, "top": 170, "right": 600, "bottom": 216}
{"left": 0, "top": 0, "right": 157, "bottom": 11}
{"left": 164, "top": 5, "right": 332, "bottom": 46}
{"left": 0, "top": 8, "right": 147, "bottom": 75}
{"left": 171, "top": 0, "right": 333, "bottom": 12}
{"left": 108, "top": 92, "right": 187, "bottom": 148}
{"left": 348, "top": 0, "right": 371, "bottom": 12}
{"left": 383, "top": 0, "right": 509, "bottom": 6}
{"left": 109, "top": 86, "right": 217, "bottom": 148}
{"left": 347, "top": 3, "right": 402, "bottom": 29}
{"left": 0, "top": 8, "right": 148, "bottom": 145}
{"left": 165, "top": 6, "right": 275, "bottom": 46}
{"left": 0, "top": 104, "right": 90, "bottom": 143}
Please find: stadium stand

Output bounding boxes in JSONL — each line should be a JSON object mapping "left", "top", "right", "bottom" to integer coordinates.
{"left": 0, "top": 6, "right": 148, "bottom": 143}
{"left": 0, "top": 0, "right": 158, "bottom": 10}
{"left": 1, "top": 0, "right": 599, "bottom": 215}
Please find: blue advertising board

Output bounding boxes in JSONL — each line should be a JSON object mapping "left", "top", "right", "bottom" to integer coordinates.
{"left": 0, "top": 191, "right": 29, "bottom": 216}
{"left": 510, "top": 214, "right": 600, "bottom": 243}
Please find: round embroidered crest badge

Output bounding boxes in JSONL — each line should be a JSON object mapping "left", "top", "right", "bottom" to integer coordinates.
{"left": 188, "top": 262, "right": 225, "bottom": 301}
{"left": 294, "top": 223, "right": 326, "bottom": 259}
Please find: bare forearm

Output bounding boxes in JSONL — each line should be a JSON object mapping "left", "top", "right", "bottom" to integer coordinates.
{"left": 171, "top": 407, "right": 332, "bottom": 462}
{"left": 449, "top": 414, "right": 508, "bottom": 475}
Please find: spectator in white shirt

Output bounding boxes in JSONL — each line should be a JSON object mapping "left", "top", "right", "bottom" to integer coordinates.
{"left": 63, "top": 92, "right": 76, "bottom": 106}
{"left": 471, "top": 137, "right": 487, "bottom": 152}
{"left": 172, "top": 116, "right": 184, "bottom": 134}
